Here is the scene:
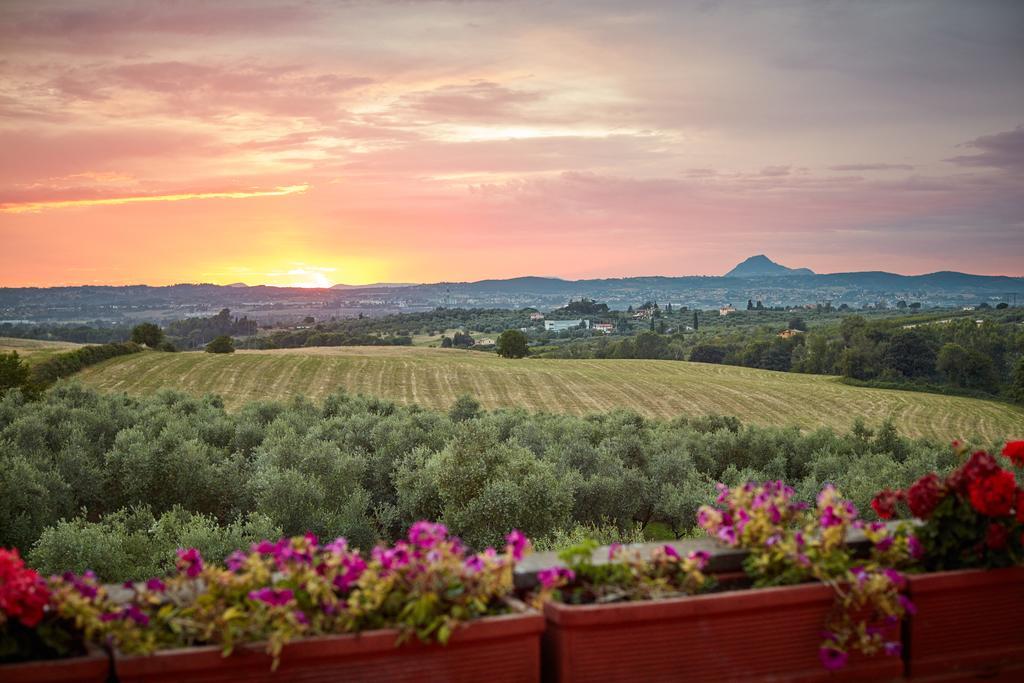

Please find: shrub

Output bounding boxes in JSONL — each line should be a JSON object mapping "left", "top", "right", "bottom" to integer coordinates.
{"left": 205, "top": 336, "right": 235, "bottom": 353}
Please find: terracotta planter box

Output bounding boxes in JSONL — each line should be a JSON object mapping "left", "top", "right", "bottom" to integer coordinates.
{"left": 0, "top": 653, "right": 111, "bottom": 683}
{"left": 113, "top": 609, "right": 543, "bottom": 683}
{"left": 543, "top": 583, "right": 903, "bottom": 683}
{"left": 905, "top": 566, "right": 1024, "bottom": 682}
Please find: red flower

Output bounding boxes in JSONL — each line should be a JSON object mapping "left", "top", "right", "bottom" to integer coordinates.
{"left": 870, "top": 488, "right": 903, "bottom": 520}
{"left": 947, "top": 451, "right": 1000, "bottom": 493}
{"left": 907, "top": 473, "right": 945, "bottom": 519}
{"left": 985, "top": 523, "right": 1009, "bottom": 551}
{"left": 0, "top": 548, "right": 50, "bottom": 628}
{"left": 968, "top": 470, "right": 1017, "bottom": 517}
{"left": 1002, "top": 441, "right": 1024, "bottom": 468}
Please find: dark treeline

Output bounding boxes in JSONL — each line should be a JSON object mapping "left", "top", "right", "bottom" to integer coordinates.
{"left": 167, "top": 309, "right": 258, "bottom": 349}
{"left": 540, "top": 312, "right": 1024, "bottom": 403}
{"left": 0, "top": 385, "right": 978, "bottom": 582}
{"left": 0, "top": 322, "right": 131, "bottom": 344}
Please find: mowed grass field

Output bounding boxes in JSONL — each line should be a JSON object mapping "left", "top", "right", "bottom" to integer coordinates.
{"left": 75, "top": 346, "right": 1024, "bottom": 442}
{"left": 0, "top": 337, "right": 83, "bottom": 365}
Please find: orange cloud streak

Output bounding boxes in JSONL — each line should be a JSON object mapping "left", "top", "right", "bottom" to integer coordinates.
{"left": 0, "top": 184, "right": 310, "bottom": 214}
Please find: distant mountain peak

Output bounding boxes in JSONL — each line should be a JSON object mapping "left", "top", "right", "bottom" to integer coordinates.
{"left": 225, "top": 282, "right": 249, "bottom": 288}
{"left": 725, "top": 255, "right": 814, "bottom": 278}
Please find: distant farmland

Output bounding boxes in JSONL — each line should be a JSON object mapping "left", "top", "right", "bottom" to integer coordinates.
{"left": 0, "top": 336, "right": 82, "bottom": 364}
{"left": 75, "top": 346, "right": 1024, "bottom": 443}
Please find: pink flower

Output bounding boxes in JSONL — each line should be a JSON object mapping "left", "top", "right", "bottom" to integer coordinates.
{"left": 463, "top": 555, "right": 485, "bottom": 574}
{"left": 175, "top": 548, "right": 203, "bottom": 578}
{"left": 225, "top": 551, "right": 247, "bottom": 572}
{"left": 145, "top": 578, "right": 166, "bottom": 593}
{"left": 408, "top": 521, "right": 448, "bottom": 549}
{"left": 537, "top": 566, "right": 575, "bottom": 589}
{"left": 819, "top": 645, "right": 848, "bottom": 671}
{"left": 248, "top": 587, "right": 295, "bottom": 606}
{"left": 907, "top": 535, "right": 924, "bottom": 560}
{"left": 505, "top": 529, "right": 529, "bottom": 561}
{"left": 663, "top": 544, "right": 680, "bottom": 559}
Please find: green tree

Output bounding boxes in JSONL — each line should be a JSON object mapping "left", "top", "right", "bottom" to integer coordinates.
{"left": 495, "top": 329, "right": 529, "bottom": 358}
{"left": 634, "top": 331, "right": 669, "bottom": 359}
{"left": 0, "top": 351, "right": 30, "bottom": 393}
{"left": 205, "top": 336, "right": 235, "bottom": 354}
{"left": 130, "top": 322, "right": 164, "bottom": 348}
{"left": 1008, "top": 357, "right": 1024, "bottom": 403}
{"left": 936, "top": 343, "right": 996, "bottom": 389}
{"left": 884, "top": 329, "right": 937, "bottom": 379}
{"left": 449, "top": 394, "right": 482, "bottom": 422}
{"left": 787, "top": 317, "right": 807, "bottom": 331}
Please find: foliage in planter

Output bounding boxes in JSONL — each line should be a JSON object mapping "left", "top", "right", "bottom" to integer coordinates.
{"left": 871, "top": 440, "right": 1023, "bottom": 570}
{"left": 88, "top": 522, "right": 531, "bottom": 667}
{"left": 533, "top": 538, "right": 711, "bottom": 605}
{"left": 0, "top": 548, "right": 91, "bottom": 663}
{"left": 698, "top": 481, "right": 918, "bottom": 671}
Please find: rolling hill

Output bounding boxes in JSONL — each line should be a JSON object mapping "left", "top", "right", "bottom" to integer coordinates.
{"left": 74, "top": 347, "right": 1024, "bottom": 443}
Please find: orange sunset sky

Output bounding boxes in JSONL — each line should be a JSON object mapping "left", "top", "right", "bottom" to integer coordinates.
{"left": 1, "top": 0, "right": 1022, "bottom": 287}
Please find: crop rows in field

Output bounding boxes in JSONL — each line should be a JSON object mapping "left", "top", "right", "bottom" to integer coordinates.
{"left": 75, "top": 346, "right": 1024, "bottom": 443}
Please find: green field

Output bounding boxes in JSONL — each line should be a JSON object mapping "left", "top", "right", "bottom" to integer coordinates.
{"left": 0, "top": 337, "right": 82, "bottom": 365}
{"left": 75, "top": 346, "right": 1024, "bottom": 442}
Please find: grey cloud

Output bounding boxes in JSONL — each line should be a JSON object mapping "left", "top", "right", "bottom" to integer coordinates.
{"left": 946, "top": 126, "right": 1024, "bottom": 171}
{"left": 828, "top": 163, "right": 915, "bottom": 171}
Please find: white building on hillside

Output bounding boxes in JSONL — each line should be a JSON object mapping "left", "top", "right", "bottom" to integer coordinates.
{"left": 544, "top": 319, "right": 589, "bottom": 332}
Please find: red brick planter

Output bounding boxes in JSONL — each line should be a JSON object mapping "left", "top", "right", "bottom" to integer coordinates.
{"left": 905, "top": 566, "right": 1024, "bottom": 682}
{"left": 0, "top": 653, "right": 111, "bottom": 683}
{"left": 113, "top": 609, "right": 543, "bottom": 683}
{"left": 543, "top": 583, "right": 903, "bottom": 683}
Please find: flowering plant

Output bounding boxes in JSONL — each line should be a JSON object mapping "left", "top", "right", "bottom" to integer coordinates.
{"left": 91, "top": 522, "right": 529, "bottom": 667}
{"left": 870, "top": 441, "right": 1024, "bottom": 570}
{"left": 0, "top": 549, "right": 94, "bottom": 663}
{"left": 698, "top": 481, "right": 918, "bottom": 671}
{"left": 533, "top": 539, "right": 711, "bottom": 605}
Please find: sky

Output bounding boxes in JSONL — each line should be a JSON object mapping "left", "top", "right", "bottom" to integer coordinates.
{"left": 1, "top": 0, "right": 1022, "bottom": 287}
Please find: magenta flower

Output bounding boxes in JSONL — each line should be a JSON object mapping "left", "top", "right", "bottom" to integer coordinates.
{"left": 608, "top": 543, "right": 623, "bottom": 559}
{"left": 717, "top": 527, "right": 737, "bottom": 545}
{"left": 818, "top": 645, "right": 848, "bottom": 671}
{"left": 102, "top": 605, "right": 150, "bottom": 626}
{"left": 463, "top": 555, "right": 485, "bottom": 574}
{"left": 689, "top": 550, "right": 710, "bottom": 568}
{"left": 145, "top": 578, "right": 166, "bottom": 593}
{"left": 820, "top": 506, "right": 842, "bottom": 528}
{"left": 505, "top": 529, "right": 529, "bottom": 561}
{"left": 63, "top": 572, "right": 98, "bottom": 599}
{"left": 883, "top": 568, "right": 906, "bottom": 589}
{"left": 898, "top": 595, "right": 917, "bottom": 615}
{"left": 907, "top": 535, "right": 924, "bottom": 560}
{"left": 715, "top": 482, "right": 729, "bottom": 503}
{"left": 293, "top": 610, "right": 309, "bottom": 625}
{"left": 663, "top": 544, "right": 680, "bottom": 559}
{"left": 252, "top": 539, "right": 279, "bottom": 555}
{"left": 537, "top": 566, "right": 575, "bottom": 589}
{"left": 248, "top": 587, "right": 295, "bottom": 606}
{"left": 324, "top": 537, "right": 349, "bottom": 555}
{"left": 408, "top": 521, "right": 448, "bottom": 549}
{"left": 225, "top": 551, "right": 247, "bottom": 572}
{"left": 176, "top": 548, "right": 203, "bottom": 578}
